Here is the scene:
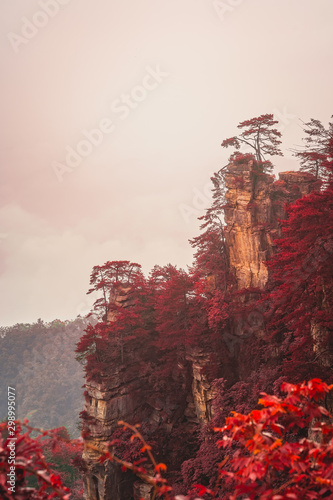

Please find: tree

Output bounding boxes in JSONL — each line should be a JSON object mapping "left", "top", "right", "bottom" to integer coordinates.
{"left": 75, "top": 322, "right": 103, "bottom": 366}
{"left": 189, "top": 167, "right": 246, "bottom": 351}
{"left": 216, "top": 379, "right": 333, "bottom": 500}
{"left": 42, "top": 427, "right": 83, "bottom": 499}
{"left": 221, "top": 113, "right": 283, "bottom": 172}
{"left": 292, "top": 116, "right": 333, "bottom": 180}
{"left": 0, "top": 419, "right": 73, "bottom": 499}
{"left": 5, "top": 380, "right": 333, "bottom": 500}
{"left": 151, "top": 265, "right": 195, "bottom": 352}
{"left": 190, "top": 168, "right": 230, "bottom": 291}
{"left": 262, "top": 147, "right": 333, "bottom": 380}
{"left": 87, "top": 260, "right": 143, "bottom": 320}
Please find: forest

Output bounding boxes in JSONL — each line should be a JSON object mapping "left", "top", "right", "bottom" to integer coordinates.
{"left": 1, "top": 114, "right": 332, "bottom": 499}
{"left": 0, "top": 317, "right": 89, "bottom": 437}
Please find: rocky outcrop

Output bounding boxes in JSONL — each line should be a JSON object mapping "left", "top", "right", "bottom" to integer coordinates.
{"left": 224, "top": 163, "right": 316, "bottom": 289}
{"left": 106, "top": 286, "right": 134, "bottom": 323}
{"left": 82, "top": 161, "right": 316, "bottom": 499}
{"left": 83, "top": 283, "right": 192, "bottom": 500}
{"left": 185, "top": 347, "right": 218, "bottom": 423}
{"left": 82, "top": 348, "right": 150, "bottom": 499}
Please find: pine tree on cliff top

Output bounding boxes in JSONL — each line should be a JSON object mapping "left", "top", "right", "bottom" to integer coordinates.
{"left": 221, "top": 113, "right": 283, "bottom": 173}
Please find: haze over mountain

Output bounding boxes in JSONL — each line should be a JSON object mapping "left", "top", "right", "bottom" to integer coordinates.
{"left": 1, "top": 1, "right": 332, "bottom": 327}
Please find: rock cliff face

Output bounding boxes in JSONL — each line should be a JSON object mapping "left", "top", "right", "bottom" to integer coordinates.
{"left": 82, "top": 161, "right": 316, "bottom": 500}
{"left": 224, "top": 163, "right": 316, "bottom": 289}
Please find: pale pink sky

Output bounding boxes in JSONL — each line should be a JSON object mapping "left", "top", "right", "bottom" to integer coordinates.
{"left": 1, "top": 0, "right": 332, "bottom": 326}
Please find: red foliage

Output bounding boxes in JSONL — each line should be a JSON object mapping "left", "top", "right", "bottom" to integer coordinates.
{"left": 232, "top": 176, "right": 245, "bottom": 188}
{"left": 292, "top": 116, "right": 333, "bottom": 181}
{"left": 87, "top": 260, "right": 143, "bottom": 320}
{"left": 75, "top": 117, "right": 333, "bottom": 499}
{"left": 221, "top": 113, "right": 283, "bottom": 170}
{"left": 263, "top": 157, "right": 333, "bottom": 378}
{"left": 0, "top": 420, "right": 75, "bottom": 499}
{"left": 217, "top": 379, "right": 333, "bottom": 499}
{"left": 151, "top": 264, "right": 209, "bottom": 356}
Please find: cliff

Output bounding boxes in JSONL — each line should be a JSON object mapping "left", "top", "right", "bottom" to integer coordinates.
{"left": 224, "top": 163, "right": 316, "bottom": 289}
{"left": 81, "top": 161, "right": 316, "bottom": 500}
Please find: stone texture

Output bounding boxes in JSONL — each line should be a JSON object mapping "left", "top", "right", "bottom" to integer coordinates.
{"left": 82, "top": 161, "right": 316, "bottom": 499}
{"left": 133, "top": 481, "right": 154, "bottom": 500}
{"left": 185, "top": 347, "right": 218, "bottom": 423}
{"left": 224, "top": 163, "right": 317, "bottom": 289}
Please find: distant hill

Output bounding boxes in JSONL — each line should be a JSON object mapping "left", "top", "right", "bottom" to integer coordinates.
{"left": 0, "top": 317, "right": 91, "bottom": 437}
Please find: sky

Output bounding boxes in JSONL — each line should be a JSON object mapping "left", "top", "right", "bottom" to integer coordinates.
{"left": 0, "top": 0, "right": 332, "bottom": 326}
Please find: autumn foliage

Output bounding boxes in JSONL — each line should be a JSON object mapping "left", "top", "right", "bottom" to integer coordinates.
{"left": 0, "top": 420, "right": 74, "bottom": 499}
{"left": 5, "top": 114, "right": 333, "bottom": 499}
{"left": 262, "top": 128, "right": 333, "bottom": 380}
{"left": 217, "top": 379, "right": 333, "bottom": 499}
{"left": 292, "top": 116, "right": 333, "bottom": 180}
{"left": 2, "top": 379, "right": 333, "bottom": 499}
{"left": 221, "top": 113, "right": 283, "bottom": 172}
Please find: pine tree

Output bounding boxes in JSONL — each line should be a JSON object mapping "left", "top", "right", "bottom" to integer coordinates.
{"left": 221, "top": 113, "right": 283, "bottom": 173}
{"left": 292, "top": 116, "right": 333, "bottom": 181}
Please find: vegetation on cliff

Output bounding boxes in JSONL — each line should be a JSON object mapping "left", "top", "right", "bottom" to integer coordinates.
{"left": 1, "top": 114, "right": 332, "bottom": 499}
{"left": 74, "top": 114, "right": 333, "bottom": 498}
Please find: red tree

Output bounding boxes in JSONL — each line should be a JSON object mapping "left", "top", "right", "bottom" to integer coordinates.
{"left": 87, "top": 260, "right": 143, "bottom": 320}
{"left": 221, "top": 114, "right": 283, "bottom": 172}
{"left": 292, "top": 116, "right": 333, "bottom": 180}
{"left": 0, "top": 420, "right": 74, "bottom": 499}
{"left": 190, "top": 168, "right": 229, "bottom": 289}
{"left": 263, "top": 150, "right": 333, "bottom": 379}
{"left": 216, "top": 379, "right": 333, "bottom": 500}
{"left": 149, "top": 264, "right": 200, "bottom": 385}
